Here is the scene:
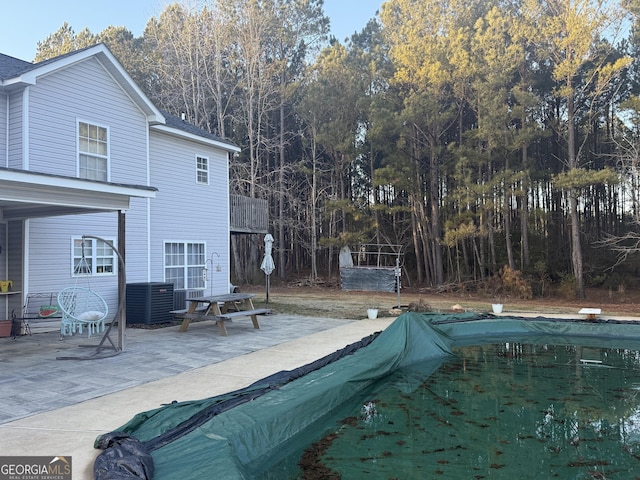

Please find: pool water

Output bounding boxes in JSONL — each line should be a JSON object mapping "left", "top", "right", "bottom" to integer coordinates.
{"left": 265, "top": 342, "right": 640, "bottom": 479}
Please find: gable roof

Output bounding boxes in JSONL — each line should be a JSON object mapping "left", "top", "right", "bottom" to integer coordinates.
{"left": 0, "top": 45, "right": 240, "bottom": 152}
{"left": 0, "top": 44, "right": 165, "bottom": 124}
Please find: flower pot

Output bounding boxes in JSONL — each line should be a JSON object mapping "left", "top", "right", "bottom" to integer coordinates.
{"left": 0, "top": 280, "right": 12, "bottom": 293}
{"left": 367, "top": 308, "right": 379, "bottom": 319}
{"left": 492, "top": 304, "right": 503, "bottom": 314}
{"left": 0, "top": 320, "right": 12, "bottom": 337}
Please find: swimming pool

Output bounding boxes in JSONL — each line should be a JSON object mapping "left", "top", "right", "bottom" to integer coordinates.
{"left": 267, "top": 341, "right": 640, "bottom": 479}
{"left": 94, "top": 313, "right": 640, "bottom": 479}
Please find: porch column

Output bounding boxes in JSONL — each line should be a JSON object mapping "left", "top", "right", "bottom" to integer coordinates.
{"left": 118, "top": 210, "right": 126, "bottom": 351}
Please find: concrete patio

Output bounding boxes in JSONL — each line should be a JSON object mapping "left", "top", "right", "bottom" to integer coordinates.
{"left": 0, "top": 313, "right": 394, "bottom": 479}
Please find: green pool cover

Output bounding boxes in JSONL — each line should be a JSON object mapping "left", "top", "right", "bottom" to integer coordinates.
{"left": 93, "top": 312, "right": 640, "bottom": 479}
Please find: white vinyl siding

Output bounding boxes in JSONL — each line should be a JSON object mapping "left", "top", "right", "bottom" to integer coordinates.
{"left": 27, "top": 57, "right": 148, "bottom": 182}
{"left": 149, "top": 130, "right": 230, "bottom": 294}
{"left": 0, "top": 91, "right": 6, "bottom": 166}
{"left": 26, "top": 214, "right": 121, "bottom": 311}
{"left": 7, "top": 92, "right": 23, "bottom": 168}
{"left": 18, "top": 57, "right": 151, "bottom": 307}
{"left": 3, "top": 48, "right": 236, "bottom": 309}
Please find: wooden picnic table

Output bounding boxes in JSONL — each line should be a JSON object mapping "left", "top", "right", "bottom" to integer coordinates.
{"left": 172, "top": 293, "right": 269, "bottom": 336}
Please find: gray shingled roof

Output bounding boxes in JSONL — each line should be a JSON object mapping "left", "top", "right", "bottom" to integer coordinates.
{"left": 161, "top": 110, "right": 238, "bottom": 148}
{"left": 0, "top": 45, "right": 109, "bottom": 81}
{"left": 0, "top": 53, "right": 36, "bottom": 80}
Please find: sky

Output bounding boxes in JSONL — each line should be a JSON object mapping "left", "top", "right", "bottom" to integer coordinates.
{"left": 0, "top": 0, "right": 383, "bottom": 62}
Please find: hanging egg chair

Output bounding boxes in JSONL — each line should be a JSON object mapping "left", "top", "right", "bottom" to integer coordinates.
{"left": 58, "top": 286, "right": 109, "bottom": 337}
{"left": 58, "top": 238, "right": 109, "bottom": 337}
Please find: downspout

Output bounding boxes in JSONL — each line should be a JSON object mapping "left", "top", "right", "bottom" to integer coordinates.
{"left": 225, "top": 151, "right": 232, "bottom": 291}
{"left": 5, "top": 95, "right": 8, "bottom": 167}
{"left": 22, "top": 87, "right": 29, "bottom": 169}
{"left": 22, "top": 87, "right": 30, "bottom": 299}
{"left": 146, "top": 119, "right": 152, "bottom": 281}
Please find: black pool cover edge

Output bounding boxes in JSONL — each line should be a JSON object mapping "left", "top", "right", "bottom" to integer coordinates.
{"left": 430, "top": 313, "right": 640, "bottom": 325}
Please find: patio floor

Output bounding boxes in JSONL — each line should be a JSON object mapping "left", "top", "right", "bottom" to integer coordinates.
{"left": 0, "top": 314, "right": 359, "bottom": 424}
{"left": 0, "top": 313, "right": 394, "bottom": 479}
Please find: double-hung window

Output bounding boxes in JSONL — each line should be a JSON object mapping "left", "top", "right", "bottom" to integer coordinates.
{"left": 164, "top": 242, "right": 206, "bottom": 290}
{"left": 72, "top": 237, "right": 116, "bottom": 276}
{"left": 196, "top": 156, "right": 209, "bottom": 184}
{"left": 78, "top": 121, "right": 109, "bottom": 181}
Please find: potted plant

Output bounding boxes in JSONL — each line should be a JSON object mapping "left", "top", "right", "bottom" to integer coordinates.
{"left": 0, "top": 319, "right": 12, "bottom": 337}
{"left": 367, "top": 307, "right": 379, "bottom": 319}
{"left": 491, "top": 294, "right": 505, "bottom": 314}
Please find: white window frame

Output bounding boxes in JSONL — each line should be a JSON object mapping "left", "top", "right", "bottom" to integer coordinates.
{"left": 77, "top": 119, "right": 110, "bottom": 181}
{"left": 164, "top": 241, "right": 206, "bottom": 290}
{"left": 196, "top": 155, "right": 209, "bottom": 185}
{"left": 71, "top": 237, "right": 117, "bottom": 277}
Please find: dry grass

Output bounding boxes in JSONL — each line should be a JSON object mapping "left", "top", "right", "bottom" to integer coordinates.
{"left": 242, "top": 284, "right": 640, "bottom": 320}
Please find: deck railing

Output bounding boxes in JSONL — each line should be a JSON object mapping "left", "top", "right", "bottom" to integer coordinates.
{"left": 230, "top": 195, "right": 269, "bottom": 234}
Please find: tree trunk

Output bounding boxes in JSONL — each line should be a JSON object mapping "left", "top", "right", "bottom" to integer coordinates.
{"left": 503, "top": 157, "right": 515, "bottom": 270}
{"left": 520, "top": 146, "right": 530, "bottom": 270}
{"left": 278, "top": 95, "right": 286, "bottom": 280}
{"left": 371, "top": 144, "right": 380, "bottom": 245}
{"left": 487, "top": 209, "right": 497, "bottom": 272}
{"left": 311, "top": 130, "right": 318, "bottom": 279}
{"left": 428, "top": 147, "right": 444, "bottom": 285}
{"left": 411, "top": 200, "right": 424, "bottom": 284}
{"left": 567, "top": 93, "right": 585, "bottom": 299}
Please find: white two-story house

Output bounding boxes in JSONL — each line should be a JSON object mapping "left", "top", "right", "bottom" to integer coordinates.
{"left": 0, "top": 44, "right": 241, "bottom": 337}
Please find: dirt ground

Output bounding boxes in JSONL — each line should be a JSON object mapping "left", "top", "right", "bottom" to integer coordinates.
{"left": 240, "top": 283, "right": 640, "bottom": 320}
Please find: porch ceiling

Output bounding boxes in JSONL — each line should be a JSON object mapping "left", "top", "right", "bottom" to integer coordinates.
{"left": 0, "top": 167, "right": 157, "bottom": 221}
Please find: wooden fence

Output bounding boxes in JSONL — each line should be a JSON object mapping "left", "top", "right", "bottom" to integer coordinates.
{"left": 230, "top": 195, "right": 269, "bottom": 234}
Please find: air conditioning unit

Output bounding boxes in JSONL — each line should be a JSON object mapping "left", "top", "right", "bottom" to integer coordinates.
{"left": 173, "top": 289, "right": 187, "bottom": 310}
{"left": 126, "top": 282, "right": 174, "bottom": 324}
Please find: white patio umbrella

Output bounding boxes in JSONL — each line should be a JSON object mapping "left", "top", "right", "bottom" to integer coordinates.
{"left": 260, "top": 233, "right": 275, "bottom": 303}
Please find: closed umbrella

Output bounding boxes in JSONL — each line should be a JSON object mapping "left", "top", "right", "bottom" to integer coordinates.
{"left": 260, "top": 233, "right": 275, "bottom": 303}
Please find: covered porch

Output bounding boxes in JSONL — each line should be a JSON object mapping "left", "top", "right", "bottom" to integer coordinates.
{"left": 0, "top": 167, "right": 157, "bottom": 350}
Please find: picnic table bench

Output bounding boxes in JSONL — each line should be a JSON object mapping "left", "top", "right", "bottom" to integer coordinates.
{"left": 170, "top": 293, "right": 270, "bottom": 336}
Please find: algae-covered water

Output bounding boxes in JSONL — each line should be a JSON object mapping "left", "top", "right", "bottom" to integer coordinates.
{"left": 265, "top": 342, "right": 640, "bottom": 479}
